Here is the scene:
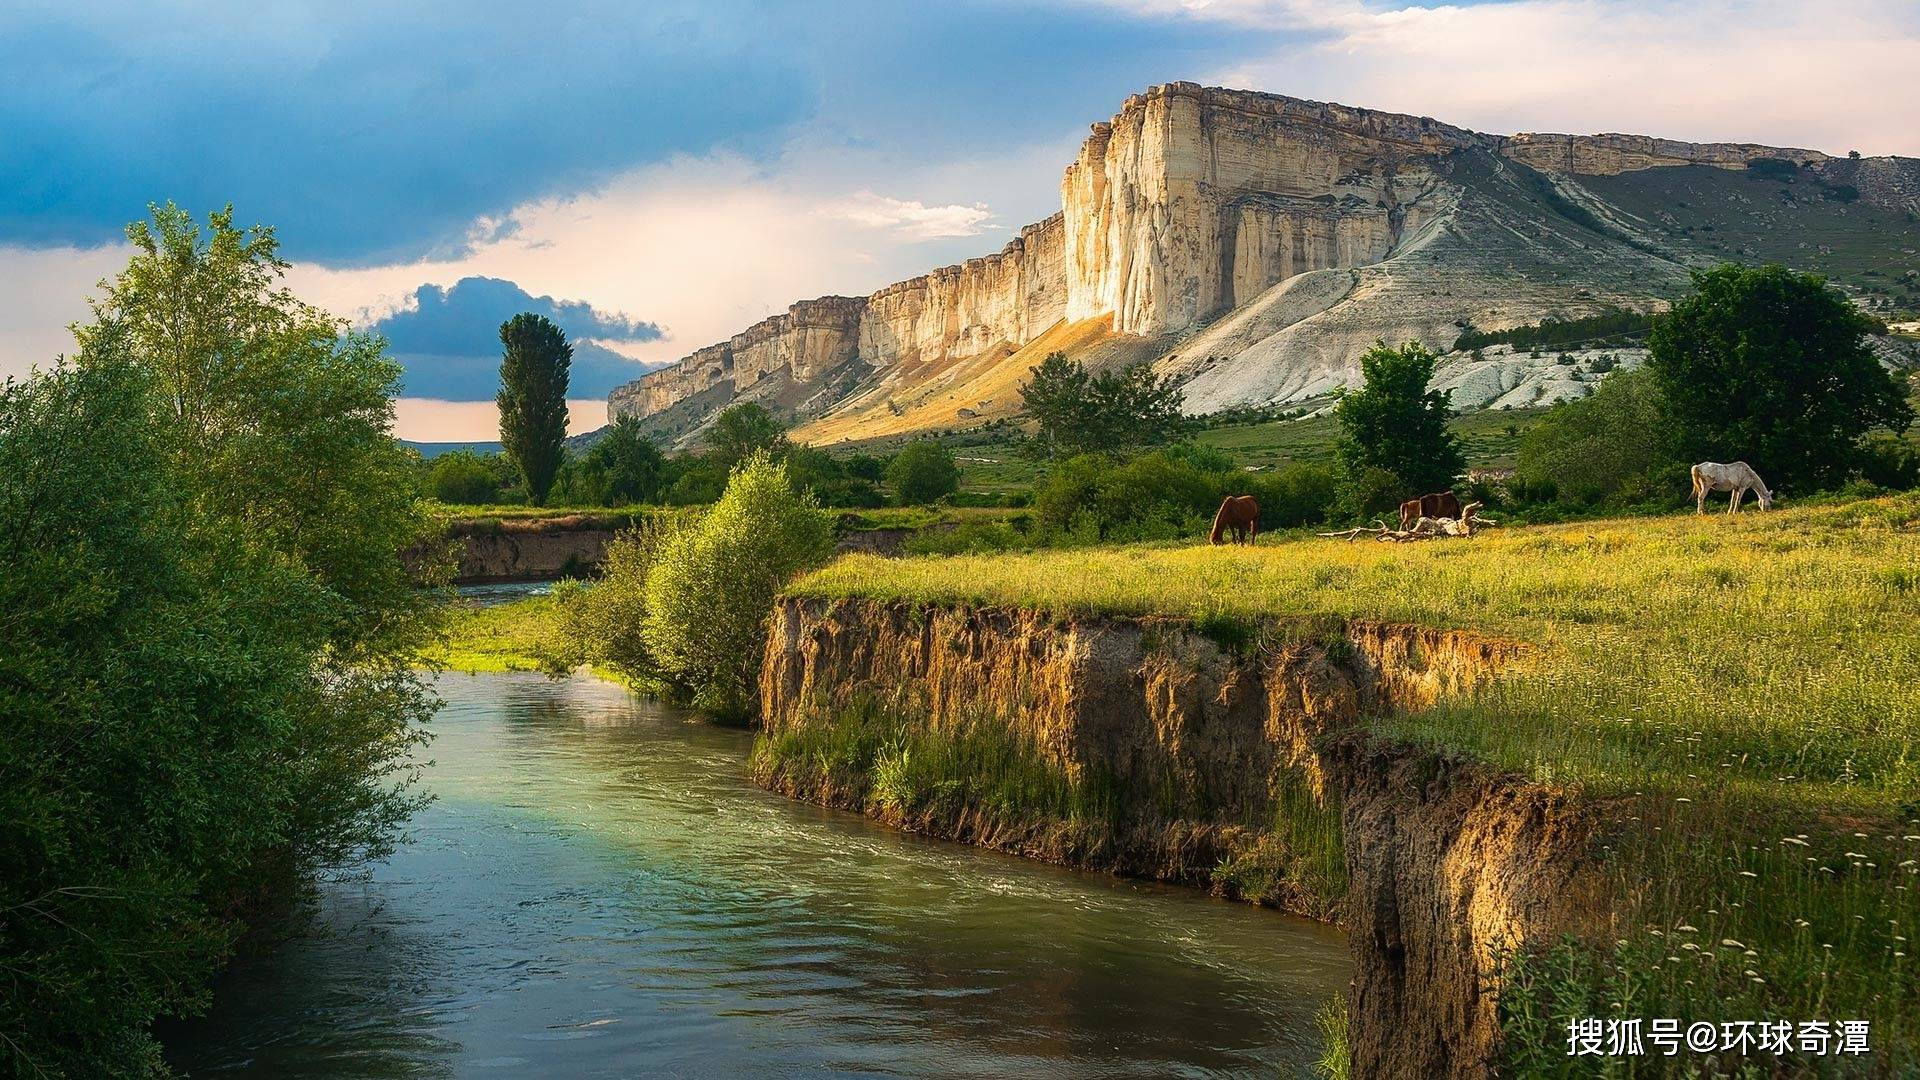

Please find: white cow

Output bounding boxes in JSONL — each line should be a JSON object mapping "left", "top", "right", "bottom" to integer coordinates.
{"left": 1691, "top": 461, "right": 1773, "bottom": 515}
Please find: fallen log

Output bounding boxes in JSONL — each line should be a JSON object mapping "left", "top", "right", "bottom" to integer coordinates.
{"left": 1320, "top": 502, "right": 1494, "bottom": 543}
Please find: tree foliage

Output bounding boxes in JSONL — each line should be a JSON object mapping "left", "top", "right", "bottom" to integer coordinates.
{"left": 560, "top": 416, "right": 667, "bottom": 506}
{"left": 3, "top": 205, "right": 436, "bottom": 1075}
{"left": 1514, "top": 366, "right": 1682, "bottom": 507}
{"left": 497, "top": 313, "right": 572, "bottom": 505}
{"left": 1017, "top": 353, "right": 1197, "bottom": 459}
{"left": 1333, "top": 341, "right": 1465, "bottom": 509}
{"left": 1647, "top": 263, "right": 1911, "bottom": 493}
{"left": 706, "top": 402, "right": 789, "bottom": 468}
{"left": 642, "top": 453, "right": 835, "bottom": 719}
{"left": 886, "top": 439, "right": 961, "bottom": 505}
{"left": 429, "top": 448, "right": 506, "bottom": 504}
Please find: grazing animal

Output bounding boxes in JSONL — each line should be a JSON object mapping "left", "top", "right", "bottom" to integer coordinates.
{"left": 1690, "top": 461, "right": 1773, "bottom": 515}
{"left": 1209, "top": 495, "right": 1260, "bottom": 545}
{"left": 1399, "top": 491, "right": 1464, "bottom": 531}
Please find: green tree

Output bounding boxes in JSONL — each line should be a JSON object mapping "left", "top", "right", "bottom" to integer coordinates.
{"left": 707, "top": 402, "right": 789, "bottom": 467}
{"left": 1647, "top": 263, "right": 1911, "bottom": 492}
{"left": 786, "top": 445, "right": 884, "bottom": 508}
{"left": 568, "top": 416, "right": 667, "bottom": 505}
{"left": 642, "top": 453, "right": 836, "bottom": 719}
{"left": 1515, "top": 366, "right": 1680, "bottom": 506}
{"left": 429, "top": 448, "right": 505, "bottom": 504}
{"left": 1333, "top": 341, "right": 1465, "bottom": 506}
{"left": 886, "top": 439, "right": 961, "bottom": 504}
{"left": 4, "top": 205, "right": 436, "bottom": 1075}
{"left": 497, "top": 313, "right": 572, "bottom": 505}
{"left": 1018, "top": 353, "right": 1196, "bottom": 458}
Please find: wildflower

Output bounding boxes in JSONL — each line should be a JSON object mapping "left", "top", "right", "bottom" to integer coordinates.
{"left": 1739, "top": 870, "right": 1758, "bottom": 878}
{"left": 1722, "top": 939, "right": 1745, "bottom": 948}
{"left": 1783, "top": 837, "right": 1810, "bottom": 847}
{"left": 1676, "top": 924, "right": 1698, "bottom": 933}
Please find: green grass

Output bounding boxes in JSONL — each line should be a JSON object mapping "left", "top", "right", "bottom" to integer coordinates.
{"left": 751, "top": 695, "right": 1122, "bottom": 828}
{"left": 792, "top": 495, "right": 1920, "bottom": 1056}
{"left": 1585, "top": 164, "right": 1920, "bottom": 319}
{"left": 418, "top": 596, "right": 564, "bottom": 673}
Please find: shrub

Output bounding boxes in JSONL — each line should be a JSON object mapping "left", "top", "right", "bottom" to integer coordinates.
{"left": 429, "top": 449, "right": 504, "bottom": 504}
{"left": 1031, "top": 450, "right": 1225, "bottom": 544}
{"left": 548, "top": 524, "right": 673, "bottom": 689}
{"left": 1250, "top": 462, "right": 1339, "bottom": 528}
{"left": 1514, "top": 367, "right": 1681, "bottom": 508}
{"left": 886, "top": 439, "right": 961, "bottom": 505}
{"left": 642, "top": 453, "right": 836, "bottom": 719}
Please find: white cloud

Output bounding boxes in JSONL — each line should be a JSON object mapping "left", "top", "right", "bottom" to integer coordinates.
{"left": 821, "top": 192, "right": 995, "bottom": 239}
{"left": 1079, "top": 0, "right": 1920, "bottom": 155}
{"left": 0, "top": 243, "right": 131, "bottom": 379}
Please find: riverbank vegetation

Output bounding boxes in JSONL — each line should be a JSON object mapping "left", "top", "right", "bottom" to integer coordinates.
{"left": 791, "top": 493, "right": 1920, "bottom": 1062}
{"left": 1, "top": 205, "right": 440, "bottom": 1075}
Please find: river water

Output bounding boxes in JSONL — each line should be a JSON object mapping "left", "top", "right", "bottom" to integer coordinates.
{"left": 165, "top": 671, "right": 1349, "bottom": 1078}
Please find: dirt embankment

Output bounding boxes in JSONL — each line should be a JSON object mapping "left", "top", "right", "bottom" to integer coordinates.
{"left": 426, "top": 516, "right": 919, "bottom": 584}
{"left": 434, "top": 517, "right": 619, "bottom": 584}
{"left": 755, "top": 597, "right": 1606, "bottom": 1078}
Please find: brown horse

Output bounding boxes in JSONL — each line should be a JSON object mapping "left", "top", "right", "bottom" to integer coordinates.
{"left": 1398, "top": 491, "right": 1463, "bottom": 531}
{"left": 1209, "top": 495, "right": 1260, "bottom": 545}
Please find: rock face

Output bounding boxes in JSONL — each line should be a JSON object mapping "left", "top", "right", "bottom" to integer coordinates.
{"left": 756, "top": 597, "right": 1605, "bottom": 1077}
{"left": 612, "top": 83, "right": 1920, "bottom": 444}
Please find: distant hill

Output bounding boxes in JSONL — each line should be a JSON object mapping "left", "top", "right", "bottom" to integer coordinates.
{"left": 608, "top": 82, "right": 1920, "bottom": 448}
{"left": 402, "top": 440, "right": 502, "bottom": 459}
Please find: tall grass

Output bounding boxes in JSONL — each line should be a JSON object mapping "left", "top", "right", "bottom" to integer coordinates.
{"left": 791, "top": 495, "right": 1920, "bottom": 1062}
{"left": 750, "top": 695, "right": 1122, "bottom": 828}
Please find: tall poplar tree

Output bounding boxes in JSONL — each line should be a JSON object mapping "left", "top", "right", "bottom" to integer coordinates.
{"left": 497, "top": 313, "right": 572, "bottom": 504}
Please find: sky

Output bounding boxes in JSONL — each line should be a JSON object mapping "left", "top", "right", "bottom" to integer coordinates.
{"left": 3, "top": 0, "right": 1917, "bottom": 440}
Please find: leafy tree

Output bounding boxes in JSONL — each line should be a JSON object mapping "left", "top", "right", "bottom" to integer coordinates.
{"left": 887, "top": 439, "right": 961, "bottom": 504}
{"left": 497, "top": 313, "right": 572, "bottom": 505}
{"left": 642, "top": 453, "right": 835, "bottom": 719}
{"left": 564, "top": 416, "right": 666, "bottom": 506}
{"left": 707, "top": 402, "right": 789, "bottom": 467}
{"left": 4, "top": 206, "right": 435, "bottom": 1074}
{"left": 1018, "top": 353, "right": 1196, "bottom": 458}
{"left": 429, "top": 448, "right": 505, "bottom": 504}
{"left": 1334, "top": 341, "right": 1465, "bottom": 507}
{"left": 547, "top": 523, "right": 673, "bottom": 687}
{"left": 1647, "top": 263, "right": 1911, "bottom": 493}
{"left": 1515, "top": 366, "right": 1681, "bottom": 506}
{"left": 786, "top": 445, "right": 884, "bottom": 508}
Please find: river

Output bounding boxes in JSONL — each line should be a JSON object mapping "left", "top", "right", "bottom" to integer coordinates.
{"left": 164, "top": 670, "right": 1349, "bottom": 1077}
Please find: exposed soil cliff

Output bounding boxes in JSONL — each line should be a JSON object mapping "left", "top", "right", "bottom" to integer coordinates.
{"left": 440, "top": 517, "right": 617, "bottom": 584}
{"left": 755, "top": 597, "right": 1605, "bottom": 1078}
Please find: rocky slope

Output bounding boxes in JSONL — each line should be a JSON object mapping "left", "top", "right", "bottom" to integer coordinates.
{"left": 755, "top": 597, "right": 1608, "bottom": 1077}
{"left": 612, "top": 83, "right": 1920, "bottom": 446}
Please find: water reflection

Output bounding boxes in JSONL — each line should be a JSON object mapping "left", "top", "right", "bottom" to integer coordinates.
{"left": 166, "top": 672, "right": 1348, "bottom": 1077}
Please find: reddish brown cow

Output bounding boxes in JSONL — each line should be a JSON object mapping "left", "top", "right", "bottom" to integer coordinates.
{"left": 1398, "top": 491, "right": 1463, "bottom": 531}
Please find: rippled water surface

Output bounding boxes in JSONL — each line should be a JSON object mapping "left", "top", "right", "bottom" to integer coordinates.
{"left": 166, "top": 672, "right": 1348, "bottom": 1077}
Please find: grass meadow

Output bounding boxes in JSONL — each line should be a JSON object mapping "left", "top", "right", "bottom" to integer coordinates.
{"left": 793, "top": 494, "right": 1920, "bottom": 1063}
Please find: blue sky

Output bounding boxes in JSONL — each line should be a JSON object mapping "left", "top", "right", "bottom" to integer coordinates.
{"left": 2, "top": 0, "right": 1915, "bottom": 438}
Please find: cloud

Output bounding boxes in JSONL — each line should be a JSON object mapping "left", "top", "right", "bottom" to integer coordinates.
{"left": 371, "top": 276, "right": 662, "bottom": 399}
{"left": 822, "top": 192, "right": 997, "bottom": 239}
{"left": 0, "top": 1, "right": 809, "bottom": 263}
{"left": 0, "top": 242, "right": 131, "bottom": 378}
{"left": 1074, "top": 0, "right": 1920, "bottom": 156}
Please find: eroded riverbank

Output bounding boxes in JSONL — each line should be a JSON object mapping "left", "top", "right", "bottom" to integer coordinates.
{"left": 164, "top": 671, "right": 1349, "bottom": 1077}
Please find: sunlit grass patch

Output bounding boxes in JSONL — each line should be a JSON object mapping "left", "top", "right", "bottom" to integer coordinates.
{"left": 790, "top": 494, "right": 1920, "bottom": 1060}
{"left": 418, "top": 596, "right": 565, "bottom": 674}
